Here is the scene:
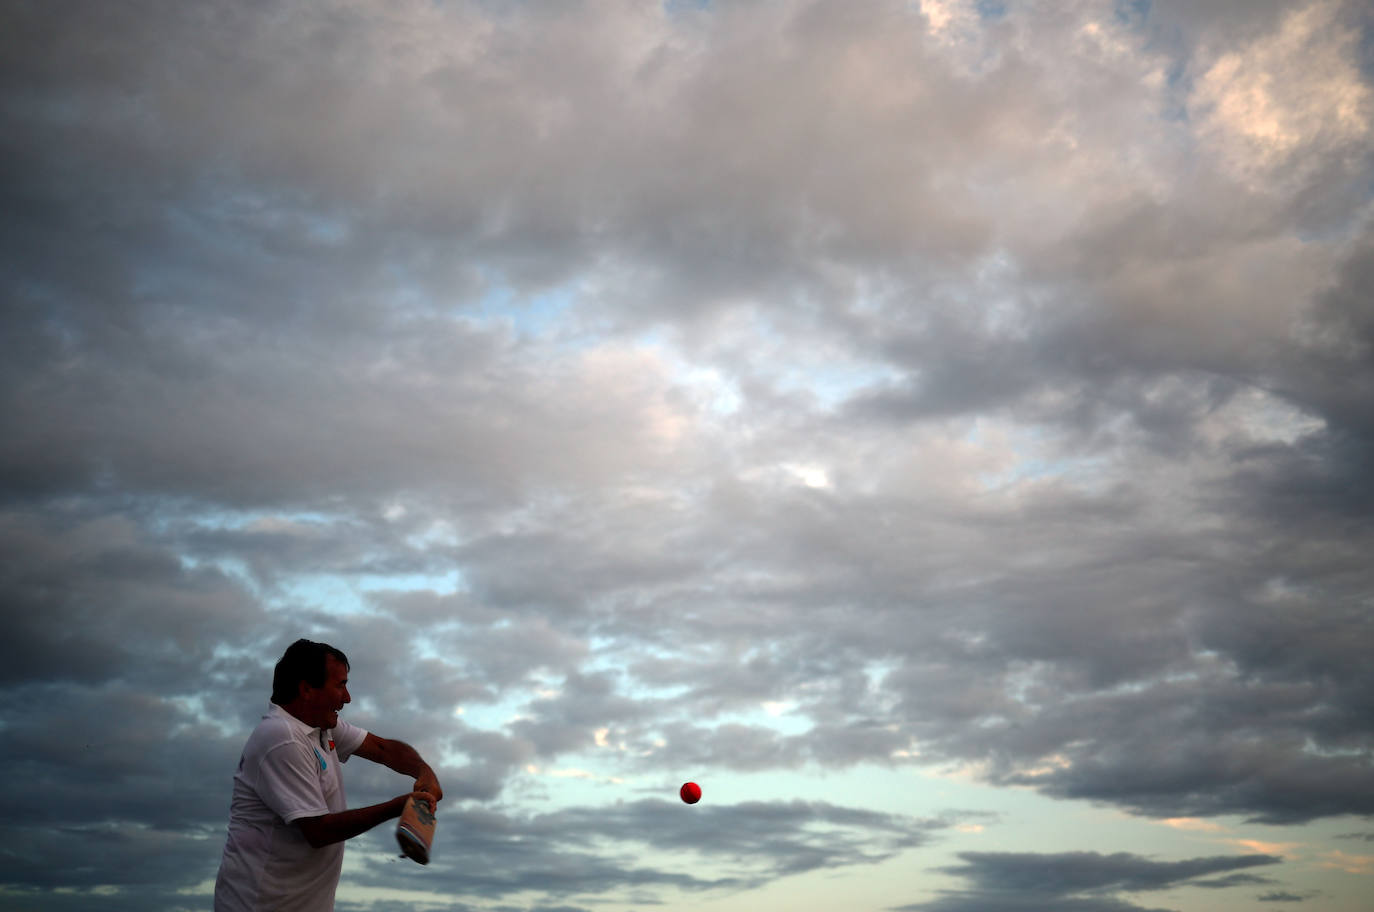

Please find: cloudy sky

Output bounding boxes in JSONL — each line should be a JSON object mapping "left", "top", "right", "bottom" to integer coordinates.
{"left": 2, "top": 0, "right": 1373, "bottom": 910}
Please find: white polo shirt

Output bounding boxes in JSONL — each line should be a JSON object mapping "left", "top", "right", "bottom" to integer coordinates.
{"left": 214, "top": 704, "right": 368, "bottom": 912}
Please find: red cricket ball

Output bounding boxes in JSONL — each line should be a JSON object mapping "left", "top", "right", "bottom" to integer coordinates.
{"left": 679, "top": 781, "right": 702, "bottom": 804}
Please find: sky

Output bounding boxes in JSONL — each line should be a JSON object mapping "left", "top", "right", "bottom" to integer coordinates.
{"left": 1, "top": 0, "right": 1372, "bottom": 910}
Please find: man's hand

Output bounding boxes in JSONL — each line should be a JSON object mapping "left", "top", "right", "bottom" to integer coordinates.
{"left": 414, "top": 768, "right": 444, "bottom": 803}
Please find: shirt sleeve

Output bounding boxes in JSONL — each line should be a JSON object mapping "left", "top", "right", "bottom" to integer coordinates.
{"left": 333, "top": 719, "right": 368, "bottom": 762}
{"left": 257, "top": 740, "right": 330, "bottom": 823}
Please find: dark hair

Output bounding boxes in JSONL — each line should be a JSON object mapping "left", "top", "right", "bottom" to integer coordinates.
{"left": 271, "top": 639, "right": 349, "bottom": 705}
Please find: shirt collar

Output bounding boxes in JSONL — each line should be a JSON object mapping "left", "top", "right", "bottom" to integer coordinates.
{"left": 267, "top": 702, "right": 321, "bottom": 739}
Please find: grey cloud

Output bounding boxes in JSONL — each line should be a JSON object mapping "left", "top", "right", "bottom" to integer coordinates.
{"left": 0, "top": 689, "right": 238, "bottom": 833}
{"left": 933, "top": 850, "right": 1280, "bottom": 893}
{"left": 894, "top": 850, "right": 1280, "bottom": 912}
{"left": 532, "top": 798, "right": 945, "bottom": 875}
{"left": 0, "top": 686, "right": 241, "bottom": 902}
{"left": 508, "top": 669, "right": 643, "bottom": 754}
{"left": 0, "top": 503, "right": 268, "bottom": 691}
{"left": 0, "top": 309, "right": 701, "bottom": 508}
{"left": 1190, "top": 873, "right": 1276, "bottom": 888}
{"left": 894, "top": 898, "right": 1175, "bottom": 912}
{"left": 0, "top": 886, "right": 208, "bottom": 912}
{"left": 341, "top": 798, "right": 957, "bottom": 902}
{"left": 1335, "top": 831, "right": 1374, "bottom": 842}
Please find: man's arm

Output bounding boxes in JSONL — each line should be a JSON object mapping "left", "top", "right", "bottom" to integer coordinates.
{"left": 353, "top": 733, "right": 444, "bottom": 801}
{"left": 294, "top": 794, "right": 414, "bottom": 849}
{"left": 294, "top": 735, "right": 443, "bottom": 848}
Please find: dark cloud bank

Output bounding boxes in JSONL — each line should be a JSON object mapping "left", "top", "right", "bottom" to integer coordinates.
{"left": 893, "top": 850, "right": 1282, "bottom": 912}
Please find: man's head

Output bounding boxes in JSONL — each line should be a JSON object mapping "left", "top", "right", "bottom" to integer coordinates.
{"left": 272, "top": 639, "right": 351, "bottom": 729}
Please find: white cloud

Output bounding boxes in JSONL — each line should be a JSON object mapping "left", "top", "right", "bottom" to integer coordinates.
{"left": 1192, "top": 1, "right": 1372, "bottom": 185}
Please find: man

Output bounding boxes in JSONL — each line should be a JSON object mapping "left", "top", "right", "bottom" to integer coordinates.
{"left": 214, "top": 639, "right": 444, "bottom": 912}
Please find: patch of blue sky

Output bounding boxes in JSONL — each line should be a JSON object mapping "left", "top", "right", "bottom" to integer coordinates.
{"left": 268, "top": 568, "right": 464, "bottom": 618}
{"left": 650, "top": 304, "right": 906, "bottom": 412}
{"left": 473, "top": 274, "right": 580, "bottom": 341}
{"left": 974, "top": 0, "right": 1006, "bottom": 21}
{"left": 729, "top": 705, "right": 814, "bottom": 738}
{"left": 1359, "top": 19, "right": 1374, "bottom": 82}
{"left": 1159, "top": 67, "right": 1194, "bottom": 124}
{"left": 624, "top": 327, "right": 740, "bottom": 416}
{"left": 178, "top": 553, "right": 262, "bottom": 595}
{"left": 357, "top": 569, "right": 463, "bottom": 597}
{"left": 271, "top": 574, "right": 370, "bottom": 615}
{"left": 863, "top": 657, "right": 904, "bottom": 702}
{"left": 964, "top": 420, "right": 1107, "bottom": 492}
{"left": 1114, "top": 0, "right": 1151, "bottom": 29}
{"left": 519, "top": 764, "right": 636, "bottom": 805}
{"left": 632, "top": 311, "right": 890, "bottom": 414}
{"left": 663, "top": 0, "right": 711, "bottom": 15}
{"left": 173, "top": 506, "right": 342, "bottom": 533}
{"left": 681, "top": 362, "right": 744, "bottom": 416}
{"left": 979, "top": 453, "right": 1105, "bottom": 492}
{"left": 445, "top": 698, "right": 521, "bottom": 734}
{"left": 653, "top": 334, "right": 888, "bottom": 417}
{"left": 775, "top": 358, "right": 906, "bottom": 411}
{"left": 169, "top": 693, "right": 208, "bottom": 716}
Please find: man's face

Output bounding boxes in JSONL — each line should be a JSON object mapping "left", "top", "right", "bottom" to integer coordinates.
{"left": 301, "top": 654, "right": 351, "bottom": 730}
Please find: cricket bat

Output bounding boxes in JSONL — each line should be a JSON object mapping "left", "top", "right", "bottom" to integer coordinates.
{"left": 396, "top": 795, "right": 437, "bottom": 865}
